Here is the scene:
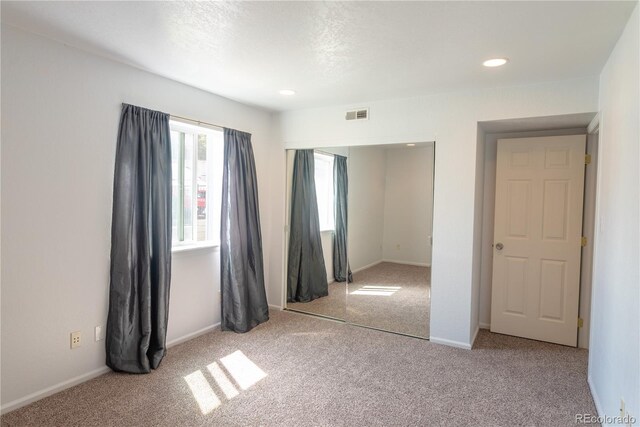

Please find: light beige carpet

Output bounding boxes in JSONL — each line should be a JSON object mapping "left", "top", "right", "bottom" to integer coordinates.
{"left": 348, "top": 262, "right": 430, "bottom": 338}
{"left": 288, "top": 262, "right": 430, "bottom": 338}
{"left": 288, "top": 281, "right": 348, "bottom": 320}
{"left": 2, "top": 310, "right": 596, "bottom": 427}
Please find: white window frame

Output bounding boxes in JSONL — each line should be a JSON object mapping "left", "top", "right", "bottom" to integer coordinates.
{"left": 169, "top": 119, "right": 223, "bottom": 251}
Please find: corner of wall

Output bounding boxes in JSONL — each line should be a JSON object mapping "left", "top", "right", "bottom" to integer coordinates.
{"left": 589, "top": 2, "right": 639, "bottom": 422}
{"left": 470, "top": 125, "right": 487, "bottom": 341}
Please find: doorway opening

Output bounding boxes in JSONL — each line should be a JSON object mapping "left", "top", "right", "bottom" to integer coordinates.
{"left": 475, "top": 112, "right": 599, "bottom": 348}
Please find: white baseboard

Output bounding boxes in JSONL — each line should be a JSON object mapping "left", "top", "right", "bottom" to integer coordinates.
{"left": 1, "top": 323, "right": 221, "bottom": 415}
{"left": 166, "top": 323, "right": 220, "bottom": 348}
{"left": 429, "top": 335, "right": 473, "bottom": 350}
{"left": 587, "top": 375, "right": 603, "bottom": 418}
{"left": 352, "top": 260, "right": 383, "bottom": 274}
{"left": 268, "top": 304, "right": 283, "bottom": 311}
{"left": 382, "top": 259, "right": 431, "bottom": 268}
{"left": 479, "top": 322, "right": 491, "bottom": 329}
{"left": 0, "top": 365, "right": 111, "bottom": 415}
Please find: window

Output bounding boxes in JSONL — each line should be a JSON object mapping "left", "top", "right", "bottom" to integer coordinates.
{"left": 170, "top": 120, "right": 224, "bottom": 248}
{"left": 314, "top": 152, "right": 335, "bottom": 231}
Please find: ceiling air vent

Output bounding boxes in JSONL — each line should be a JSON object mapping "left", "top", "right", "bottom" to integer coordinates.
{"left": 345, "top": 108, "right": 369, "bottom": 121}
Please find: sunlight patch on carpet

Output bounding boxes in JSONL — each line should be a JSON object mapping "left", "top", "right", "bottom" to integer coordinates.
{"left": 220, "top": 350, "right": 268, "bottom": 390}
{"left": 184, "top": 370, "right": 221, "bottom": 414}
{"left": 207, "top": 362, "right": 239, "bottom": 399}
{"left": 351, "top": 285, "right": 401, "bottom": 296}
{"left": 185, "top": 350, "right": 266, "bottom": 414}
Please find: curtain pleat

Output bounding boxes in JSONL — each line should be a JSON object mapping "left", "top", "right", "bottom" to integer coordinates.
{"left": 106, "top": 103, "right": 172, "bottom": 373}
{"left": 333, "top": 155, "right": 352, "bottom": 282}
{"left": 220, "top": 128, "right": 269, "bottom": 333}
{"left": 287, "top": 150, "right": 328, "bottom": 302}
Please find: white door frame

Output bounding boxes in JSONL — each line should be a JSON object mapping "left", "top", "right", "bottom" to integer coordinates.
{"left": 581, "top": 113, "right": 600, "bottom": 349}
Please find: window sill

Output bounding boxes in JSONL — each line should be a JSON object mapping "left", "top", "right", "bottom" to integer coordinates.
{"left": 172, "top": 243, "right": 219, "bottom": 254}
{"left": 320, "top": 229, "right": 335, "bottom": 233}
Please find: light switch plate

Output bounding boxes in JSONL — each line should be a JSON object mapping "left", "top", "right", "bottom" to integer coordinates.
{"left": 95, "top": 326, "right": 104, "bottom": 342}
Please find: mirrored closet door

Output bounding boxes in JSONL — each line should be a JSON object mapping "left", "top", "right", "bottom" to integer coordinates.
{"left": 284, "top": 143, "right": 435, "bottom": 339}
{"left": 347, "top": 143, "right": 434, "bottom": 338}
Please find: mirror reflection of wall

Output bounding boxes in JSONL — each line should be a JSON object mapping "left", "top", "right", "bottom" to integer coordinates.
{"left": 348, "top": 143, "right": 434, "bottom": 338}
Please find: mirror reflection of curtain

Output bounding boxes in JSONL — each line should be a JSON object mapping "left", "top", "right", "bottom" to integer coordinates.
{"left": 333, "top": 155, "right": 352, "bottom": 283}
{"left": 287, "top": 150, "right": 328, "bottom": 302}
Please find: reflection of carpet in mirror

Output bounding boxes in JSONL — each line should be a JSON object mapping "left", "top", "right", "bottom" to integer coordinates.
{"left": 348, "top": 262, "right": 430, "bottom": 338}
{"left": 288, "top": 281, "right": 347, "bottom": 320}
{"left": 287, "top": 262, "right": 430, "bottom": 338}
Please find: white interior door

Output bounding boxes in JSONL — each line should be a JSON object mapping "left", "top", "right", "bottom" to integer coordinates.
{"left": 490, "top": 135, "right": 586, "bottom": 346}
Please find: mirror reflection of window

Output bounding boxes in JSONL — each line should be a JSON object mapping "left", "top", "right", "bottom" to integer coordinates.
{"left": 313, "top": 152, "right": 335, "bottom": 232}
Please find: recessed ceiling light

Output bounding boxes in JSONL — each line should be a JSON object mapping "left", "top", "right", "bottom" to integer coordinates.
{"left": 279, "top": 89, "right": 296, "bottom": 96}
{"left": 406, "top": 143, "right": 416, "bottom": 147}
{"left": 483, "top": 58, "right": 509, "bottom": 67}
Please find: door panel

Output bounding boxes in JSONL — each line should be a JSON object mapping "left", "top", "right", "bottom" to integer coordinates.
{"left": 539, "top": 259, "right": 566, "bottom": 320}
{"left": 507, "top": 180, "right": 531, "bottom": 237}
{"left": 491, "top": 135, "right": 586, "bottom": 346}
{"left": 542, "top": 180, "right": 569, "bottom": 240}
{"left": 504, "top": 256, "right": 527, "bottom": 315}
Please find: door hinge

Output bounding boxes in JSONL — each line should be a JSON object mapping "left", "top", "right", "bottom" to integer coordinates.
{"left": 581, "top": 236, "right": 588, "bottom": 247}
{"left": 578, "top": 318, "right": 584, "bottom": 328}
{"left": 585, "top": 154, "right": 592, "bottom": 165}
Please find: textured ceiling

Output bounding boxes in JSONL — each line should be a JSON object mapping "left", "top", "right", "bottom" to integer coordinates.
{"left": 1, "top": 1, "right": 636, "bottom": 111}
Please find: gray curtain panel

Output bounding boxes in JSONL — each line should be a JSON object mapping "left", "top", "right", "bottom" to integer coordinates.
{"left": 333, "top": 155, "right": 352, "bottom": 283}
{"left": 287, "top": 150, "right": 328, "bottom": 302}
{"left": 220, "top": 128, "right": 269, "bottom": 333}
{"left": 106, "top": 104, "right": 172, "bottom": 373}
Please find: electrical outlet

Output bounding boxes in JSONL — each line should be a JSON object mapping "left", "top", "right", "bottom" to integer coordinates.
{"left": 95, "top": 326, "right": 104, "bottom": 342}
{"left": 70, "top": 331, "right": 81, "bottom": 349}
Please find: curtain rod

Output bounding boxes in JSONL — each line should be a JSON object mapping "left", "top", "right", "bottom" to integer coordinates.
{"left": 170, "top": 114, "right": 225, "bottom": 131}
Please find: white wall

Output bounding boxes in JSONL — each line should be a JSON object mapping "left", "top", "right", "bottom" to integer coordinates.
{"left": 382, "top": 145, "right": 434, "bottom": 266}
{"left": 347, "top": 145, "right": 435, "bottom": 271}
{"left": 589, "top": 4, "right": 639, "bottom": 422}
{"left": 348, "top": 146, "right": 386, "bottom": 271}
{"left": 0, "top": 26, "right": 276, "bottom": 410}
{"left": 469, "top": 125, "right": 485, "bottom": 342}
{"left": 274, "top": 76, "right": 598, "bottom": 348}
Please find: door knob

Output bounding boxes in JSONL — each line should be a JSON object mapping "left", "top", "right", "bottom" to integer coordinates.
{"left": 495, "top": 243, "right": 504, "bottom": 250}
